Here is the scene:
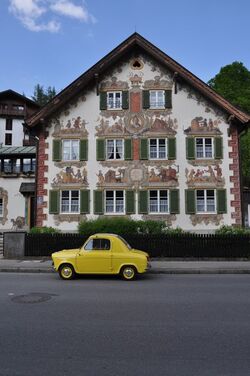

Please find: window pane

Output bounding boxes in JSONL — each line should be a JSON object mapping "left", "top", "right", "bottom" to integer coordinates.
{"left": 62, "top": 140, "right": 71, "bottom": 160}
{"left": 206, "top": 190, "right": 215, "bottom": 212}
{"left": 159, "top": 139, "right": 166, "bottom": 159}
{"left": 13, "top": 159, "right": 21, "bottom": 173}
{"left": 150, "top": 139, "right": 157, "bottom": 159}
{"left": 84, "top": 239, "right": 93, "bottom": 251}
{"left": 196, "top": 138, "right": 204, "bottom": 158}
{"left": 205, "top": 138, "right": 212, "bottom": 158}
{"left": 71, "top": 191, "right": 79, "bottom": 212}
{"left": 160, "top": 190, "right": 168, "bottom": 212}
{"left": 0, "top": 198, "right": 3, "bottom": 216}
{"left": 115, "top": 191, "right": 124, "bottom": 212}
{"left": 107, "top": 140, "right": 114, "bottom": 159}
{"left": 150, "top": 190, "right": 158, "bottom": 212}
{"left": 23, "top": 159, "right": 31, "bottom": 172}
{"left": 196, "top": 190, "right": 205, "bottom": 212}
{"left": 106, "top": 191, "right": 114, "bottom": 213}
{"left": 71, "top": 141, "right": 79, "bottom": 160}
{"left": 61, "top": 191, "right": 70, "bottom": 213}
{"left": 3, "top": 159, "right": 12, "bottom": 173}
{"left": 116, "top": 140, "right": 123, "bottom": 159}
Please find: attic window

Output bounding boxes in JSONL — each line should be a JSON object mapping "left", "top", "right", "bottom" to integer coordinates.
{"left": 131, "top": 59, "right": 143, "bottom": 70}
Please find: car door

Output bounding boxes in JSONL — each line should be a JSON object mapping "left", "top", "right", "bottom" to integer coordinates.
{"left": 76, "top": 238, "right": 112, "bottom": 273}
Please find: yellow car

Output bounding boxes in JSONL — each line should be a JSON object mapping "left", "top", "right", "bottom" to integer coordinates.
{"left": 51, "top": 233, "right": 150, "bottom": 281}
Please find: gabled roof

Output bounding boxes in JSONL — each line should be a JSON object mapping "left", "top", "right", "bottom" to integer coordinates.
{"left": 26, "top": 33, "right": 250, "bottom": 127}
{"left": 0, "top": 89, "right": 40, "bottom": 108}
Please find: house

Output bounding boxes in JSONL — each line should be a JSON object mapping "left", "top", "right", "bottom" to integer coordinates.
{"left": 0, "top": 90, "right": 40, "bottom": 230}
{"left": 26, "top": 33, "right": 250, "bottom": 232}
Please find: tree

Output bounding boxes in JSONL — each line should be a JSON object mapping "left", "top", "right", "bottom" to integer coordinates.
{"left": 32, "top": 84, "right": 56, "bottom": 106}
{"left": 208, "top": 61, "right": 250, "bottom": 185}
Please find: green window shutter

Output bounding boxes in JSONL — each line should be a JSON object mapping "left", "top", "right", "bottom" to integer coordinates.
{"left": 80, "top": 139, "right": 88, "bottom": 161}
{"left": 214, "top": 137, "right": 223, "bottom": 159}
{"left": 96, "top": 139, "right": 105, "bottom": 161}
{"left": 49, "top": 190, "right": 59, "bottom": 214}
{"left": 126, "top": 191, "right": 135, "bottom": 214}
{"left": 122, "top": 91, "right": 129, "bottom": 109}
{"left": 185, "top": 189, "right": 196, "bottom": 214}
{"left": 100, "top": 92, "right": 107, "bottom": 110}
{"left": 142, "top": 90, "right": 150, "bottom": 109}
{"left": 94, "top": 190, "right": 104, "bottom": 214}
{"left": 52, "top": 140, "right": 62, "bottom": 161}
{"left": 138, "top": 191, "right": 148, "bottom": 214}
{"left": 186, "top": 137, "right": 195, "bottom": 160}
{"left": 165, "top": 90, "right": 172, "bottom": 108}
{"left": 80, "top": 190, "right": 90, "bottom": 214}
{"left": 168, "top": 138, "right": 176, "bottom": 160}
{"left": 217, "top": 189, "right": 227, "bottom": 214}
{"left": 140, "top": 139, "right": 148, "bottom": 160}
{"left": 124, "top": 139, "right": 133, "bottom": 160}
{"left": 170, "top": 190, "right": 179, "bottom": 214}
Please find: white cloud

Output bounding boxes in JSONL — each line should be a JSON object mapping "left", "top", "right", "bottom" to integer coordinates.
{"left": 8, "top": 0, "right": 96, "bottom": 32}
{"left": 9, "top": 0, "right": 60, "bottom": 32}
{"left": 50, "top": 0, "right": 95, "bottom": 22}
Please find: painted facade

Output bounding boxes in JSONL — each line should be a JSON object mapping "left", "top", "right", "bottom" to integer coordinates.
{"left": 26, "top": 34, "right": 250, "bottom": 232}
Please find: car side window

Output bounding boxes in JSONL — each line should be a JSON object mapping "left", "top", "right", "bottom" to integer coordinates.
{"left": 84, "top": 239, "right": 110, "bottom": 251}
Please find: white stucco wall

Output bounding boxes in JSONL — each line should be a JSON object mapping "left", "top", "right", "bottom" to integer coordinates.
{"left": 0, "top": 118, "right": 24, "bottom": 146}
{"left": 41, "top": 53, "right": 237, "bottom": 232}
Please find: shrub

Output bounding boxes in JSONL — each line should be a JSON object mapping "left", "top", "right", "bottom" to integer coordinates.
{"left": 78, "top": 218, "right": 174, "bottom": 236}
{"left": 215, "top": 225, "right": 250, "bottom": 235}
{"left": 29, "top": 226, "right": 60, "bottom": 234}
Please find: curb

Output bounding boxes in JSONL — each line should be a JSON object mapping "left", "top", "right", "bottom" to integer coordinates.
{"left": 1, "top": 268, "right": 250, "bottom": 274}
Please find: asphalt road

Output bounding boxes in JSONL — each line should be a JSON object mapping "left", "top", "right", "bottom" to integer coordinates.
{"left": 1, "top": 273, "right": 250, "bottom": 376}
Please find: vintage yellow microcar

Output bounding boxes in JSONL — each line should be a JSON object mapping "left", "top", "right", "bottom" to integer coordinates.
{"left": 51, "top": 233, "right": 150, "bottom": 280}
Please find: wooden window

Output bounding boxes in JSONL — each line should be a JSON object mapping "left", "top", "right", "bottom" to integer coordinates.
{"left": 195, "top": 138, "right": 213, "bottom": 159}
{"left": 196, "top": 189, "right": 216, "bottom": 213}
{"left": 5, "top": 133, "right": 12, "bottom": 145}
{"left": 149, "top": 190, "right": 169, "bottom": 213}
{"left": 107, "top": 91, "right": 122, "bottom": 109}
{"left": 149, "top": 90, "right": 165, "bottom": 109}
{"left": 0, "top": 198, "right": 3, "bottom": 216}
{"left": 149, "top": 139, "right": 167, "bottom": 159}
{"left": 62, "top": 140, "right": 79, "bottom": 161}
{"left": 105, "top": 190, "right": 124, "bottom": 214}
{"left": 6, "top": 119, "right": 13, "bottom": 131}
{"left": 61, "top": 190, "right": 80, "bottom": 213}
{"left": 106, "top": 139, "right": 124, "bottom": 160}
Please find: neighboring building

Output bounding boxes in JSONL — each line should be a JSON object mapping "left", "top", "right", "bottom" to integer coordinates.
{"left": 0, "top": 90, "right": 40, "bottom": 230}
{"left": 26, "top": 33, "right": 250, "bottom": 232}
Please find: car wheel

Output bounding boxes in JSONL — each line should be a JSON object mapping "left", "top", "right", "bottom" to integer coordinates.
{"left": 121, "top": 265, "right": 137, "bottom": 281}
{"left": 59, "top": 264, "right": 76, "bottom": 280}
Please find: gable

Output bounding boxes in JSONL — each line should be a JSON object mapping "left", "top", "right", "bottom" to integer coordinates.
{"left": 26, "top": 33, "right": 250, "bottom": 127}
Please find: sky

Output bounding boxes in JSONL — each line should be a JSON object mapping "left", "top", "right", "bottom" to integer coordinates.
{"left": 0, "top": 0, "right": 250, "bottom": 99}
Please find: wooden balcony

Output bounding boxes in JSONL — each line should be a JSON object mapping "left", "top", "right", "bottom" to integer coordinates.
{"left": 0, "top": 107, "right": 26, "bottom": 117}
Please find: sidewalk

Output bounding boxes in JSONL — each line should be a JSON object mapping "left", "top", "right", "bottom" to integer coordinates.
{"left": 1, "top": 256, "right": 250, "bottom": 274}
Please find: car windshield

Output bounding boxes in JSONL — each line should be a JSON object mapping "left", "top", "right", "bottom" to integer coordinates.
{"left": 116, "top": 235, "right": 132, "bottom": 250}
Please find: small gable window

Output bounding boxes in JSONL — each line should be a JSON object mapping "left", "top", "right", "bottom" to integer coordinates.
{"left": 107, "top": 91, "right": 122, "bottom": 110}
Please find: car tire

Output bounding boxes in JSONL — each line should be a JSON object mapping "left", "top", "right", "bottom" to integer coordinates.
{"left": 120, "top": 265, "right": 137, "bottom": 281}
{"left": 59, "top": 264, "right": 76, "bottom": 280}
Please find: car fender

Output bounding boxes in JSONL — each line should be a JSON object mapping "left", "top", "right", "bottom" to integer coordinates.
{"left": 118, "top": 262, "right": 139, "bottom": 274}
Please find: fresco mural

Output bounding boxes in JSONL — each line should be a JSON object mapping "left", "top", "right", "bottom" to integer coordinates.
{"left": 52, "top": 116, "right": 88, "bottom": 138}
{"left": 185, "top": 165, "right": 225, "bottom": 187}
{"left": 0, "top": 187, "right": 8, "bottom": 225}
{"left": 52, "top": 167, "right": 88, "bottom": 186}
{"left": 148, "top": 166, "right": 178, "bottom": 185}
{"left": 185, "top": 117, "right": 222, "bottom": 135}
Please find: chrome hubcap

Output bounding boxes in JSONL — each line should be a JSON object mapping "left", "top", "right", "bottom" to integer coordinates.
{"left": 124, "top": 268, "right": 134, "bottom": 278}
{"left": 62, "top": 267, "right": 72, "bottom": 277}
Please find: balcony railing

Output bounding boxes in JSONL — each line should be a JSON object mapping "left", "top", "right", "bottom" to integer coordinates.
{"left": 0, "top": 108, "right": 26, "bottom": 116}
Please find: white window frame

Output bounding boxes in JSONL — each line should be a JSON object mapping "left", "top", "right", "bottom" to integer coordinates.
{"left": 149, "top": 90, "right": 165, "bottom": 109}
{"left": 195, "top": 137, "right": 213, "bottom": 159}
{"left": 0, "top": 198, "right": 3, "bottom": 216}
{"left": 62, "top": 140, "right": 79, "bottom": 161}
{"left": 106, "top": 139, "right": 124, "bottom": 160}
{"left": 107, "top": 91, "right": 122, "bottom": 110}
{"left": 149, "top": 138, "right": 167, "bottom": 159}
{"left": 196, "top": 189, "right": 216, "bottom": 214}
{"left": 105, "top": 190, "right": 125, "bottom": 214}
{"left": 149, "top": 190, "right": 169, "bottom": 214}
{"left": 60, "top": 190, "right": 80, "bottom": 214}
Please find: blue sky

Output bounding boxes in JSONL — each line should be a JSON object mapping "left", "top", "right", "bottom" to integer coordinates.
{"left": 0, "top": 0, "right": 250, "bottom": 99}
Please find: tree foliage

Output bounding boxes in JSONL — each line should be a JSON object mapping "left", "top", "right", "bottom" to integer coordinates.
{"left": 208, "top": 61, "right": 250, "bottom": 184}
{"left": 32, "top": 84, "right": 56, "bottom": 106}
